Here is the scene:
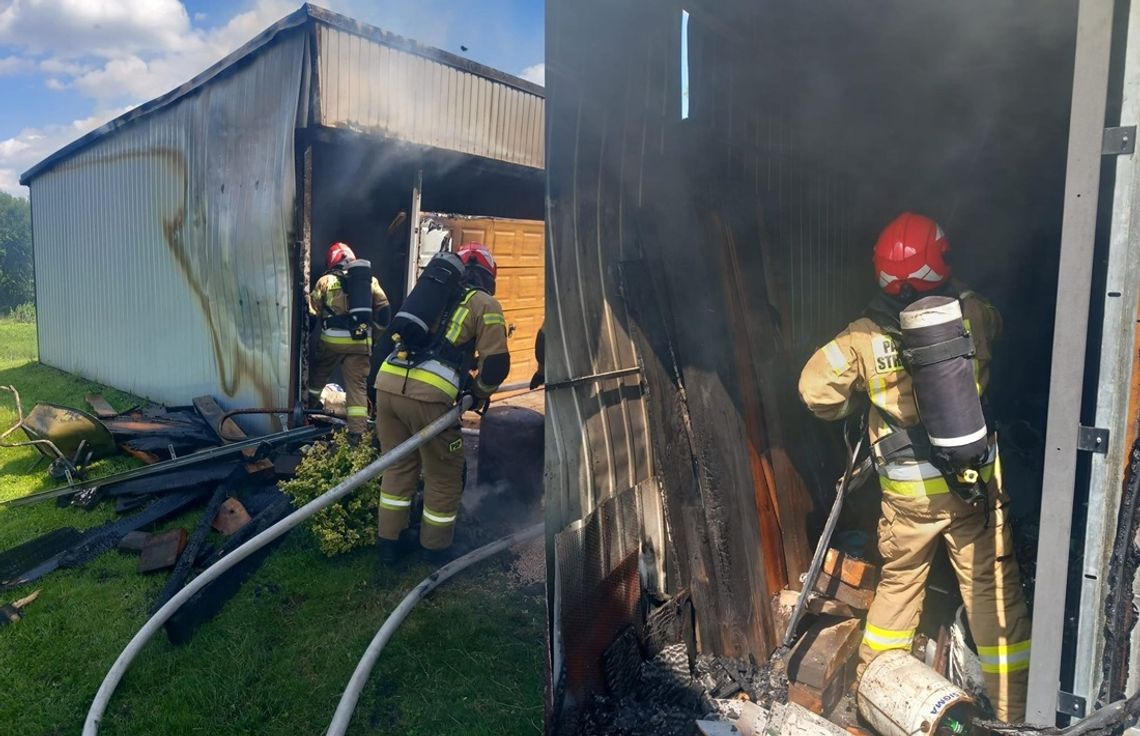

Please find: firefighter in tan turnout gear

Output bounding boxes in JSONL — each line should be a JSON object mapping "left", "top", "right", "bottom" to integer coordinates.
{"left": 798, "top": 213, "right": 1032, "bottom": 721}
{"left": 375, "top": 242, "right": 510, "bottom": 563}
{"left": 307, "top": 241, "right": 391, "bottom": 441}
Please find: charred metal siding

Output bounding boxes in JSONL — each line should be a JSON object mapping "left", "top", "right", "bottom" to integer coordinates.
{"left": 28, "top": 31, "right": 307, "bottom": 410}
{"left": 314, "top": 22, "right": 544, "bottom": 170}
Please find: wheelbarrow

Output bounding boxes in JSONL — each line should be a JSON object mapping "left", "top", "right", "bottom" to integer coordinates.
{"left": 0, "top": 385, "right": 117, "bottom": 483}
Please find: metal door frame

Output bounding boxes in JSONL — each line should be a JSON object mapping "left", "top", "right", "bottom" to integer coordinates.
{"left": 1027, "top": 0, "right": 1118, "bottom": 723}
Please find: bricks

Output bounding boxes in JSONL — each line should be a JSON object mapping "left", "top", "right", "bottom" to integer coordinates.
{"left": 139, "top": 528, "right": 188, "bottom": 573}
{"left": 777, "top": 589, "right": 858, "bottom": 619}
{"left": 813, "top": 570, "right": 875, "bottom": 610}
{"left": 212, "top": 498, "right": 252, "bottom": 535}
{"left": 822, "top": 549, "right": 878, "bottom": 590}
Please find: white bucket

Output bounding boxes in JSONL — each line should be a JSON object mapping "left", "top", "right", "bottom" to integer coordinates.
{"left": 857, "top": 650, "right": 975, "bottom": 736}
{"left": 319, "top": 383, "right": 347, "bottom": 418}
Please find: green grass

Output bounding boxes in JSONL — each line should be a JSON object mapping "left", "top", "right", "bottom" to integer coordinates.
{"left": 0, "top": 320, "right": 545, "bottom": 735}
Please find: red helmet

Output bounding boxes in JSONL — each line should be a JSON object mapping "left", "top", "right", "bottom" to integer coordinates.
{"left": 873, "top": 213, "right": 951, "bottom": 296}
{"left": 457, "top": 242, "right": 497, "bottom": 279}
{"left": 326, "top": 242, "right": 355, "bottom": 268}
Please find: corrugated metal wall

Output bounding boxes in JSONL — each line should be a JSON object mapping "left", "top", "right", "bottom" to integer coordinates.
{"left": 315, "top": 23, "right": 544, "bottom": 170}
{"left": 30, "top": 31, "right": 307, "bottom": 410}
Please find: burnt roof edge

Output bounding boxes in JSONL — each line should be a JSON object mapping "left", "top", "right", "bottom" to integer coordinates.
{"left": 304, "top": 4, "right": 545, "bottom": 98}
{"left": 20, "top": 2, "right": 544, "bottom": 185}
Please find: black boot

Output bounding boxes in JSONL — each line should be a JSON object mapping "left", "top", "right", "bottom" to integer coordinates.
{"left": 378, "top": 538, "right": 402, "bottom": 566}
{"left": 378, "top": 528, "right": 420, "bottom": 567}
{"left": 420, "top": 546, "right": 453, "bottom": 567}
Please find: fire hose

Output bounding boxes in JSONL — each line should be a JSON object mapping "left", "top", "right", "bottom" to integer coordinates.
{"left": 326, "top": 521, "right": 544, "bottom": 736}
{"left": 83, "top": 395, "right": 474, "bottom": 736}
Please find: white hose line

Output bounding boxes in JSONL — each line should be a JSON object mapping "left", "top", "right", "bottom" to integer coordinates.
{"left": 84, "top": 397, "right": 472, "bottom": 736}
{"left": 326, "top": 521, "right": 544, "bottom": 736}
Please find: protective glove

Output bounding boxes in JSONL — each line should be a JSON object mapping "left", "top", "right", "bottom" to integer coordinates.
{"left": 461, "top": 390, "right": 491, "bottom": 416}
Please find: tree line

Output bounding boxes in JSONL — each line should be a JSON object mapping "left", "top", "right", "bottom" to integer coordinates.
{"left": 0, "top": 191, "right": 33, "bottom": 316}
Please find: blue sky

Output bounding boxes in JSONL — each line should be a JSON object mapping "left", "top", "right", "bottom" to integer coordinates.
{"left": 0, "top": 0, "right": 544, "bottom": 196}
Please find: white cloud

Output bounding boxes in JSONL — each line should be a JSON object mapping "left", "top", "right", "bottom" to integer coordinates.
{"left": 0, "top": 55, "right": 34, "bottom": 75}
{"left": 39, "top": 57, "right": 90, "bottom": 76}
{"left": 61, "top": 0, "right": 295, "bottom": 103}
{"left": 0, "top": 107, "right": 131, "bottom": 197}
{"left": 0, "top": 0, "right": 194, "bottom": 59}
{"left": 519, "top": 62, "right": 544, "bottom": 86}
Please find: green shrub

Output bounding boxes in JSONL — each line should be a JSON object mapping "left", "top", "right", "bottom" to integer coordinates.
{"left": 279, "top": 431, "right": 381, "bottom": 556}
{"left": 8, "top": 301, "right": 34, "bottom": 323}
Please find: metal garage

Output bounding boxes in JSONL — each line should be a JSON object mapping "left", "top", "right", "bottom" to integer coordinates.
{"left": 19, "top": 3, "right": 545, "bottom": 418}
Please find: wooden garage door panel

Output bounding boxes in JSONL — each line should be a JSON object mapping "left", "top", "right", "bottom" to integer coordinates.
{"left": 505, "top": 310, "right": 542, "bottom": 382}
{"left": 492, "top": 225, "right": 544, "bottom": 267}
{"left": 498, "top": 271, "right": 543, "bottom": 311}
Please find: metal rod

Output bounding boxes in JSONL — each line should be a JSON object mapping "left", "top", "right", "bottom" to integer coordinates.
{"left": 326, "top": 522, "right": 543, "bottom": 735}
{"left": 544, "top": 366, "right": 641, "bottom": 391}
{"left": 781, "top": 415, "right": 866, "bottom": 649}
{"left": 83, "top": 396, "right": 472, "bottom": 735}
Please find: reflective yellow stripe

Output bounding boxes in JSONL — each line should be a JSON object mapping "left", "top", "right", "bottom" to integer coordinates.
{"left": 445, "top": 307, "right": 470, "bottom": 342}
{"left": 879, "top": 461, "right": 996, "bottom": 497}
{"left": 483, "top": 313, "right": 506, "bottom": 326}
{"left": 379, "top": 362, "right": 460, "bottom": 399}
{"left": 823, "top": 340, "right": 849, "bottom": 375}
{"left": 346, "top": 406, "right": 368, "bottom": 417}
{"left": 443, "top": 291, "right": 477, "bottom": 344}
{"left": 863, "top": 623, "right": 915, "bottom": 652}
{"left": 422, "top": 507, "right": 458, "bottom": 526}
{"left": 867, "top": 375, "right": 889, "bottom": 411}
{"left": 978, "top": 640, "right": 1031, "bottom": 673}
{"left": 320, "top": 333, "right": 371, "bottom": 346}
{"left": 379, "top": 493, "right": 412, "bottom": 510}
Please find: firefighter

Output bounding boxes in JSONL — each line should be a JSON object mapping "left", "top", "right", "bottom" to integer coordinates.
{"left": 530, "top": 322, "right": 545, "bottom": 389}
{"left": 374, "top": 242, "right": 511, "bottom": 563}
{"left": 307, "top": 241, "right": 391, "bottom": 440}
{"left": 798, "top": 213, "right": 1031, "bottom": 721}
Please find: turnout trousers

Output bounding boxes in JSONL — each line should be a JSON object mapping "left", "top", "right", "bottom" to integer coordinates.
{"left": 374, "top": 391, "right": 464, "bottom": 550}
{"left": 858, "top": 456, "right": 1032, "bottom": 722}
{"left": 308, "top": 340, "right": 371, "bottom": 435}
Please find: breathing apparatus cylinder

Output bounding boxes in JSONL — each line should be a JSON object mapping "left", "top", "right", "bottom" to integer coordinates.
{"left": 343, "top": 259, "right": 373, "bottom": 340}
{"left": 389, "top": 251, "right": 465, "bottom": 357}
{"left": 900, "top": 295, "right": 989, "bottom": 501}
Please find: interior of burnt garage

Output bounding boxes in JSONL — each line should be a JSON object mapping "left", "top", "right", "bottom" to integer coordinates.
{"left": 301, "top": 130, "right": 544, "bottom": 403}
{"left": 547, "top": 0, "right": 1101, "bottom": 729}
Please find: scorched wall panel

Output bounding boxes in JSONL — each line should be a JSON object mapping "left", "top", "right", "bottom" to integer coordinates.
{"left": 29, "top": 32, "right": 306, "bottom": 412}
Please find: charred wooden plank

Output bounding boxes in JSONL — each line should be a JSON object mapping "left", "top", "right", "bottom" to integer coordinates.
{"left": 193, "top": 395, "right": 247, "bottom": 444}
{"left": 621, "top": 258, "right": 777, "bottom": 658}
{"left": 786, "top": 616, "right": 861, "bottom": 690}
{"left": 85, "top": 394, "right": 118, "bottom": 418}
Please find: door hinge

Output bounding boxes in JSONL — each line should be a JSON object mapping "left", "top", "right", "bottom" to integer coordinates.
{"left": 1103, "top": 126, "right": 1136, "bottom": 156}
{"left": 1078, "top": 425, "right": 1110, "bottom": 454}
{"left": 1057, "top": 690, "right": 1087, "bottom": 718}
